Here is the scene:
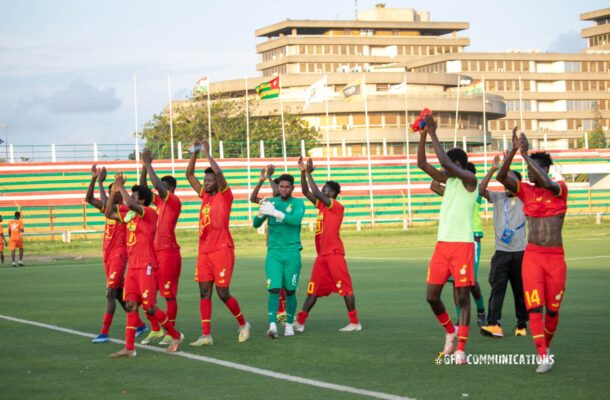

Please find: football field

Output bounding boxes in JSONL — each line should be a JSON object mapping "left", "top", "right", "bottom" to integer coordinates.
{"left": 1, "top": 221, "right": 610, "bottom": 400}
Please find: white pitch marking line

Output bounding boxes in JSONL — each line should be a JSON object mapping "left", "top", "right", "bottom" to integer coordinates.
{"left": 0, "top": 314, "right": 414, "bottom": 400}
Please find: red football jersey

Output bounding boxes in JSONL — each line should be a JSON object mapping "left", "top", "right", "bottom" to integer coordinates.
{"left": 153, "top": 191, "right": 181, "bottom": 251}
{"left": 118, "top": 205, "right": 158, "bottom": 269}
{"left": 516, "top": 180, "right": 568, "bottom": 218}
{"left": 102, "top": 207, "right": 127, "bottom": 261}
{"left": 198, "top": 186, "right": 234, "bottom": 254}
{"left": 315, "top": 198, "right": 345, "bottom": 256}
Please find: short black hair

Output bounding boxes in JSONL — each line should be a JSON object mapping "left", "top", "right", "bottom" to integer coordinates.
{"left": 161, "top": 175, "right": 177, "bottom": 189}
{"left": 14, "top": 211, "right": 20, "bottom": 219}
{"left": 131, "top": 185, "right": 153, "bottom": 206}
{"left": 204, "top": 167, "right": 215, "bottom": 174}
{"left": 273, "top": 178, "right": 280, "bottom": 184}
{"left": 466, "top": 162, "right": 476, "bottom": 174}
{"left": 512, "top": 170, "right": 522, "bottom": 181}
{"left": 277, "top": 174, "right": 294, "bottom": 185}
{"left": 446, "top": 148, "right": 468, "bottom": 169}
{"left": 530, "top": 152, "right": 553, "bottom": 168}
{"left": 326, "top": 180, "right": 341, "bottom": 195}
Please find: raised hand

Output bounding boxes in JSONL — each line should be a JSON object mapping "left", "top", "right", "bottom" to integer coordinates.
{"left": 259, "top": 167, "right": 267, "bottom": 180}
{"left": 91, "top": 164, "right": 99, "bottom": 179}
{"left": 511, "top": 127, "right": 519, "bottom": 150}
{"left": 519, "top": 133, "right": 529, "bottom": 155}
{"left": 491, "top": 154, "right": 501, "bottom": 170}
{"left": 202, "top": 140, "right": 211, "bottom": 157}
{"left": 142, "top": 148, "right": 153, "bottom": 165}
{"left": 306, "top": 158, "right": 316, "bottom": 173}
{"left": 297, "top": 157, "right": 307, "bottom": 172}
{"left": 113, "top": 172, "right": 126, "bottom": 191}
{"left": 267, "top": 164, "right": 275, "bottom": 177}
{"left": 99, "top": 167, "right": 107, "bottom": 182}
{"left": 424, "top": 114, "right": 437, "bottom": 134}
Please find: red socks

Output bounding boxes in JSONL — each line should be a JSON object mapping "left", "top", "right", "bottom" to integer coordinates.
{"left": 436, "top": 311, "right": 456, "bottom": 334}
{"left": 152, "top": 308, "right": 180, "bottom": 339}
{"left": 101, "top": 312, "right": 113, "bottom": 335}
{"left": 297, "top": 311, "right": 309, "bottom": 325}
{"left": 225, "top": 296, "right": 246, "bottom": 326}
{"left": 125, "top": 312, "right": 139, "bottom": 350}
{"left": 200, "top": 298, "right": 212, "bottom": 335}
{"left": 529, "top": 311, "right": 547, "bottom": 356}
{"left": 456, "top": 325, "right": 469, "bottom": 351}
{"left": 545, "top": 313, "right": 559, "bottom": 348}
{"left": 348, "top": 310, "right": 359, "bottom": 324}
{"left": 145, "top": 311, "right": 161, "bottom": 332}
{"left": 166, "top": 298, "right": 178, "bottom": 324}
{"left": 134, "top": 313, "right": 145, "bottom": 328}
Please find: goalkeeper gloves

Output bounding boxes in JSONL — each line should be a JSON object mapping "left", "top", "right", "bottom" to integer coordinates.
{"left": 259, "top": 201, "right": 285, "bottom": 222}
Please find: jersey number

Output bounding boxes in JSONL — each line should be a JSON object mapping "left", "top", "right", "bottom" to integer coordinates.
{"left": 525, "top": 289, "right": 540, "bottom": 308}
{"left": 307, "top": 282, "right": 315, "bottom": 294}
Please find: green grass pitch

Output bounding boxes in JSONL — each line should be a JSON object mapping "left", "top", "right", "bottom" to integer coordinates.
{"left": 1, "top": 221, "right": 609, "bottom": 399}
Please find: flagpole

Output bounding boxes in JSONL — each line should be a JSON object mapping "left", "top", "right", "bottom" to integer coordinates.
{"left": 403, "top": 72, "right": 412, "bottom": 226}
{"left": 133, "top": 74, "right": 140, "bottom": 180}
{"left": 279, "top": 75, "right": 288, "bottom": 172}
{"left": 207, "top": 75, "right": 213, "bottom": 157}
{"left": 245, "top": 77, "right": 253, "bottom": 222}
{"left": 362, "top": 74, "right": 375, "bottom": 227}
{"left": 519, "top": 75, "right": 525, "bottom": 175}
{"left": 167, "top": 75, "right": 175, "bottom": 175}
{"left": 482, "top": 75, "right": 488, "bottom": 216}
{"left": 454, "top": 74, "right": 461, "bottom": 147}
{"left": 324, "top": 75, "right": 331, "bottom": 180}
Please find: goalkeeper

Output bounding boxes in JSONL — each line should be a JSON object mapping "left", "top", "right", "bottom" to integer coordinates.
{"left": 253, "top": 173, "right": 305, "bottom": 339}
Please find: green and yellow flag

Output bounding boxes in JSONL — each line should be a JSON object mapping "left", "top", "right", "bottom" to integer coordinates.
{"left": 255, "top": 76, "right": 280, "bottom": 100}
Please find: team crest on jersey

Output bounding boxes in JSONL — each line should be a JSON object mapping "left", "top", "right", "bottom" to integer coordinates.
{"left": 459, "top": 265, "right": 467, "bottom": 275}
{"left": 200, "top": 205, "right": 211, "bottom": 232}
{"left": 286, "top": 204, "right": 293, "bottom": 213}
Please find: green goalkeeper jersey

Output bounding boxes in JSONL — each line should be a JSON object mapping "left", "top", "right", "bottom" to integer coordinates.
{"left": 253, "top": 196, "right": 305, "bottom": 251}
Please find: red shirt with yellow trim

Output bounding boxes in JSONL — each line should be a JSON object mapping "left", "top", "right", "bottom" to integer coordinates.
{"left": 153, "top": 191, "right": 181, "bottom": 251}
{"left": 102, "top": 206, "right": 127, "bottom": 261}
{"left": 315, "top": 198, "right": 345, "bottom": 256}
{"left": 516, "top": 180, "right": 568, "bottom": 218}
{"left": 118, "top": 205, "right": 158, "bottom": 269}
{"left": 198, "top": 186, "right": 234, "bottom": 254}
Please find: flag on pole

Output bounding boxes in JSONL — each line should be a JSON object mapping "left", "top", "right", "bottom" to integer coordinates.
{"left": 194, "top": 76, "right": 210, "bottom": 96}
{"left": 389, "top": 81, "right": 407, "bottom": 94}
{"left": 255, "top": 76, "right": 280, "bottom": 100}
{"left": 303, "top": 76, "right": 327, "bottom": 109}
{"left": 342, "top": 80, "right": 361, "bottom": 101}
{"left": 462, "top": 80, "right": 483, "bottom": 96}
{"left": 0, "top": 138, "right": 4, "bottom": 145}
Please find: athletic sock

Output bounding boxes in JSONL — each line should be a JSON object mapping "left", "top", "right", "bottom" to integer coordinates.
{"left": 134, "top": 312, "right": 145, "bottom": 328}
{"left": 224, "top": 296, "right": 246, "bottom": 326}
{"left": 455, "top": 305, "right": 461, "bottom": 323}
{"left": 278, "top": 289, "right": 286, "bottom": 314}
{"left": 125, "top": 312, "right": 139, "bottom": 351}
{"left": 544, "top": 313, "right": 559, "bottom": 348}
{"left": 297, "top": 311, "right": 309, "bottom": 325}
{"left": 200, "top": 298, "right": 212, "bottom": 335}
{"left": 348, "top": 310, "right": 360, "bottom": 324}
{"left": 166, "top": 298, "right": 178, "bottom": 324}
{"left": 529, "top": 311, "right": 547, "bottom": 357}
{"left": 101, "top": 312, "right": 113, "bottom": 335}
{"left": 267, "top": 292, "right": 280, "bottom": 323}
{"left": 436, "top": 311, "right": 456, "bottom": 334}
{"left": 285, "top": 293, "right": 297, "bottom": 324}
{"left": 475, "top": 297, "right": 485, "bottom": 313}
{"left": 456, "top": 325, "right": 469, "bottom": 351}
{"left": 152, "top": 308, "right": 180, "bottom": 339}
{"left": 145, "top": 311, "right": 161, "bottom": 332}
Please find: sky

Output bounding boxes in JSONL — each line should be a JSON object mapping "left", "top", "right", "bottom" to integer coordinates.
{"left": 0, "top": 0, "right": 607, "bottom": 146}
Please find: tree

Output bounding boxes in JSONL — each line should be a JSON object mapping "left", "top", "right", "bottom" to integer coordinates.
{"left": 141, "top": 94, "right": 319, "bottom": 159}
{"left": 578, "top": 101, "right": 607, "bottom": 149}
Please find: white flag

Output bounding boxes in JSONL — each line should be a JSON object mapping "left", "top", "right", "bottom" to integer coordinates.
{"left": 389, "top": 81, "right": 407, "bottom": 94}
{"left": 194, "top": 76, "right": 210, "bottom": 96}
{"left": 303, "top": 75, "right": 327, "bottom": 109}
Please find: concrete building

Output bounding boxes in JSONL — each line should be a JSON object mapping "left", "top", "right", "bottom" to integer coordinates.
{"left": 581, "top": 8, "right": 610, "bottom": 52}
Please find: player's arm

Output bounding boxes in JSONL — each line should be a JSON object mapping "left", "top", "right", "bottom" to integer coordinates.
{"left": 139, "top": 161, "right": 148, "bottom": 188}
{"left": 305, "top": 158, "right": 331, "bottom": 207}
{"left": 298, "top": 157, "right": 317, "bottom": 205}
{"left": 115, "top": 172, "right": 145, "bottom": 216}
{"left": 85, "top": 164, "right": 104, "bottom": 211}
{"left": 425, "top": 115, "right": 476, "bottom": 191}
{"left": 479, "top": 155, "right": 500, "bottom": 201}
{"left": 416, "top": 121, "right": 446, "bottom": 183}
{"left": 142, "top": 148, "right": 169, "bottom": 200}
{"left": 430, "top": 179, "right": 445, "bottom": 196}
{"left": 496, "top": 128, "right": 520, "bottom": 194}
{"left": 252, "top": 213, "right": 268, "bottom": 228}
{"left": 104, "top": 181, "right": 122, "bottom": 222}
{"left": 519, "top": 133, "right": 561, "bottom": 196}
{"left": 203, "top": 141, "right": 228, "bottom": 192}
{"left": 267, "top": 164, "right": 279, "bottom": 197}
{"left": 250, "top": 167, "right": 270, "bottom": 204}
{"left": 98, "top": 167, "right": 109, "bottom": 204}
{"left": 185, "top": 142, "right": 203, "bottom": 195}
{"left": 1, "top": 232, "right": 6, "bottom": 246}
{"left": 281, "top": 200, "right": 305, "bottom": 226}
